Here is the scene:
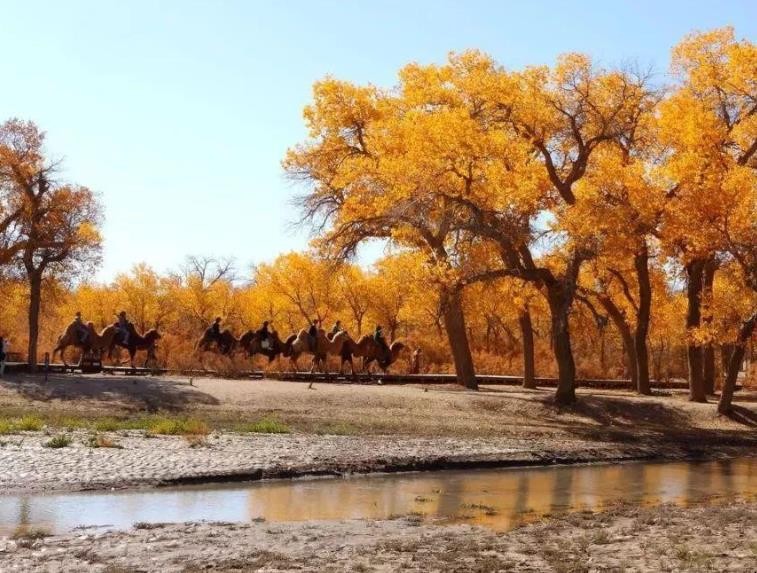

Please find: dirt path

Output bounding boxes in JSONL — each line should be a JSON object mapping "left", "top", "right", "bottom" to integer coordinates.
{"left": 2, "top": 501, "right": 754, "bottom": 572}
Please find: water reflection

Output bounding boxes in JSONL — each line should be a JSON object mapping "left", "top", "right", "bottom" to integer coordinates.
{"left": 0, "top": 458, "right": 754, "bottom": 536}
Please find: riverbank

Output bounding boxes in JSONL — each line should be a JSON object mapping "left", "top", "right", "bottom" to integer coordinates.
{"left": 2, "top": 501, "right": 754, "bottom": 572}
{"left": 0, "top": 429, "right": 754, "bottom": 494}
{"left": 0, "top": 374, "right": 755, "bottom": 493}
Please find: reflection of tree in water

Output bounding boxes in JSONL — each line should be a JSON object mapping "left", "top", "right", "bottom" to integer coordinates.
{"left": 18, "top": 497, "right": 30, "bottom": 527}
{"left": 549, "top": 467, "right": 574, "bottom": 516}
{"left": 508, "top": 473, "right": 530, "bottom": 529}
{"left": 686, "top": 461, "right": 714, "bottom": 507}
{"left": 716, "top": 459, "right": 735, "bottom": 500}
{"left": 625, "top": 463, "right": 647, "bottom": 506}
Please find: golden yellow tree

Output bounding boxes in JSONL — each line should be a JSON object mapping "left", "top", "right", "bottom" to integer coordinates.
{"left": 658, "top": 27, "right": 756, "bottom": 402}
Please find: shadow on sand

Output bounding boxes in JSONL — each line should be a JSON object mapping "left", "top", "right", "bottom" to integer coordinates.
{"left": 0, "top": 374, "right": 219, "bottom": 413}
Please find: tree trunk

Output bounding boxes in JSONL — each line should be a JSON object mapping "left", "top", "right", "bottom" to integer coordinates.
{"left": 519, "top": 307, "right": 536, "bottom": 389}
{"left": 599, "top": 296, "right": 638, "bottom": 389}
{"left": 547, "top": 286, "right": 576, "bottom": 405}
{"left": 685, "top": 259, "right": 707, "bottom": 402}
{"left": 442, "top": 287, "right": 477, "bottom": 390}
{"left": 27, "top": 270, "right": 43, "bottom": 372}
{"left": 718, "top": 312, "right": 757, "bottom": 414}
{"left": 702, "top": 259, "right": 718, "bottom": 394}
{"left": 634, "top": 245, "right": 652, "bottom": 395}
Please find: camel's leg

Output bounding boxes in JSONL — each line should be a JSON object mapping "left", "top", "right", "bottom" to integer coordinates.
{"left": 54, "top": 345, "right": 66, "bottom": 368}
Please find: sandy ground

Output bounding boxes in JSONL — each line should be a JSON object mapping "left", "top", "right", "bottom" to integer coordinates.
{"left": 0, "top": 374, "right": 755, "bottom": 493}
{"left": 2, "top": 373, "right": 755, "bottom": 438}
{"left": 0, "top": 501, "right": 754, "bottom": 572}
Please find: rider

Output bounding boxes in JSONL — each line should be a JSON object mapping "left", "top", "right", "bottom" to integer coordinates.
{"left": 308, "top": 318, "right": 319, "bottom": 352}
{"left": 209, "top": 317, "right": 223, "bottom": 340}
{"left": 74, "top": 311, "right": 89, "bottom": 344}
{"left": 330, "top": 320, "right": 343, "bottom": 337}
{"left": 115, "top": 311, "right": 131, "bottom": 345}
{"left": 374, "top": 324, "right": 390, "bottom": 365}
{"left": 257, "top": 320, "right": 271, "bottom": 349}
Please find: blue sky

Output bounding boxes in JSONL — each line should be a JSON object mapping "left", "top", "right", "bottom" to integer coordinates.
{"left": 0, "top": 1, "right": 754, "bottom": 281}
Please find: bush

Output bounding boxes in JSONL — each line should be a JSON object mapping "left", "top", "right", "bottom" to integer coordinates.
{"left": 44, "top": 434, "right": 72, "bottom": 448}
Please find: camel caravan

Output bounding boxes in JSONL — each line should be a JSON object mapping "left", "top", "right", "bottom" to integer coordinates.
{"left": 196, "top": 317, "right": 406, "bottom": 375}
{"left": 53, "top": 312, "right": 406, "bottom": 374}
{"left": 53, "top": 311, "right": 161, "bottom": 368}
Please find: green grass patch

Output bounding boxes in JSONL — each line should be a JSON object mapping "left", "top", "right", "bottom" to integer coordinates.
{"left": 0, "top": 414, "right": 45, "bottom": 434}
{"left": 235, "top": 418, "right": 290, "bottom": 434}
{"left": 315, "top": 421, "right": 358, "bottom": 435}
{"left": 15, "top": 414, "right": 44, "bottom": 431}
{"left": 148, "top": 417, "right": 210, "bottom": 436}
{"left": 43, "top": 434, "right": 72, "bottom": 448}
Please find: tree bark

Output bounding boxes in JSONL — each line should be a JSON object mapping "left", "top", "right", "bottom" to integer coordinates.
{"left": 518, "top": 307, "right": 536, "bottom": 389}
{"left": 702, "top": 259, "right": 718, "bottom": 395}
{"left": 633, "top": 245, "right": 652, "bottom": 395}
{"left": 597, "top": 295, "right": 638, "bottom": 389}
{"left": 442, "top": 287, "right": 477, "bottom": 390}
{"left": 718, "top": 312, "right": 757, "bottom": 414}
{"left": 27, "top": 270, "right": 43, "bottom": 372}
{"left": 685, "top": 259, "right": 707, "bottom": 402}
{"left": 547, "top": 286, "right": 576, "bottom": 405}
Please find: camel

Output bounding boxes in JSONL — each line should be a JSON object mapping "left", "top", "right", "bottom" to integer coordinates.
{"left": 239, "top": 329, "right": 287, "bottom": 362}
{"left": 196, "top": 327, "right": 240, "bottom": 356}
{"left": 52, "top": 322, "right": 118, "bottom": 367}
{"left": 285, "top": 329, "right": 350, "bottom": 372}
{"left": 108, "top": 325, "right": 161, "bottom": 368}
{"left": 343, "top": 335, "right": 406, "bottom": 374}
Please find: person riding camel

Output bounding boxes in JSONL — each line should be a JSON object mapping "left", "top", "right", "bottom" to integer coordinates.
{"left": 330, "top": 320, "right": 343, "bottom": 338}
{"left": 73, "top": 311, "right": 89, "bottom": 345}
{"left": 308, "top": 318, "right": 319, "bottom": 352}
{"left": 209, "top": 317, "right": 223, "bottom": 341}
{"left": 257, "top": 320, "right": 271, "bottom": 349}
{"left": 115, "top": 311, "right": 131, "bottom": 345}
{"left": 374, "top": 324, "right": 390, "bottom": 365}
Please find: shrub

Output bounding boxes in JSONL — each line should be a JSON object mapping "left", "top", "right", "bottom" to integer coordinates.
{"left": 43, "top": 434, "right": 72, "bottom": 448}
